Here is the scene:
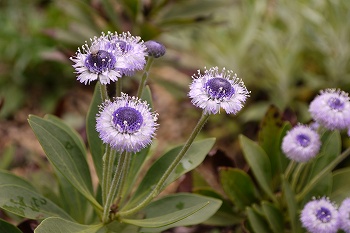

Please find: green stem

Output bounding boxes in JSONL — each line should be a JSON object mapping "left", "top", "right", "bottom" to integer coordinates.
{"left": 101, "top": 145, "right": 111, "bottom": 205}
{"left": 115, "top": 79, "right": 122, "bottom": 97}
{"left": 137, "top": 57, "right": 154, "bottom": 98}
{"left": 296, "top": 146, "right": 350, "bottom": 202}
{"left": 114, "top": 152, "right": 132, "bottom": 208}
{"left": 100, "top": 82, "right": 109, "bottom": 101}
{"left": 291, "top": 163, "right": 305, "bottom": 191}
{"left": 102, "top": 151, "right": 128, "bottom": 223}
{"left": 284, "top": 160, "right": 296, "bottom": 181}
{"left": 118, "top": 113, "right": 210, "bottom": 217}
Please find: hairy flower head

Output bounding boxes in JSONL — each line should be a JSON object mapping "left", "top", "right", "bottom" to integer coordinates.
{"left": 188, "top": 67, "right": 250, "bottom": 115}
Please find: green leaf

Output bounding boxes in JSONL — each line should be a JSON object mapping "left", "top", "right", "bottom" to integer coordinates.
{"left": 308, "top": 130, "right": 341, "bottom": 180}
{"left": 219, "top": 167, "right": 258, "bottom": 210}
{"left": 86, "top": 83, "right": 104, "bottom": 181}
{"left": 28, "top": 115, "right": 102, "bottom": 210}
{"left": 302, "top": 172, "right": 332, "bottom": 205}
{"left": 35, "top": 217, "right": 106, "bottom": 233}
{"left": 45, "top": 114, "right": 86, "bottom": 157}
{"left": 56, "top": 170, "right": 92, "bottom": 224}
{"left": 261, "top": 202, "right": 284, "bottom": 233}
{"left": 331, "top": 168, "right": 350, "bottom": 204}
{"left": 0, "top": 169, "right": 35, "bottom": 190}
{"left": 0, "top": 185, "right": 72, "bottom": 220}
{"left": 124, "top": 138, "right": 215, "bottom": 209}
{"left": 239, "top": 135, "right": 275, "bottom": 202}
{"left": 0, "top": 218, "right": 21, "bottom": 233}
{"left": 194, "top": 188, "right": 242, "bottom": 226}
{"left": 246, "top": 207, "right": 271, "bottom": 233}
{"left": 124, "top": 202, "right": 208, "bottom": 228}
{"left": 282, "top": 177, "right": 302, "bottom": 233}
{"left": 135, "top": 193, "right": 222, "bottom": 232}
{"left": 258, "top": 105, "right": 285, "bottom": 177}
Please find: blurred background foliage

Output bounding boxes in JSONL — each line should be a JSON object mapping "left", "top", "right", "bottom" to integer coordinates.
{"left": 1, "top": 0, "right": 350, "bottom": 152}
{"left": 1, "top": 0, "right": 350, "bottom": 231}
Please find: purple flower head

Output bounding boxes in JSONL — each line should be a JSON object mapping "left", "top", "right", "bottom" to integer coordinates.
{"left": 109, "top": 32, "right": 147, "bottom": 76}
{"left": 339, "top": 198, "right": 350, "bottom": 233}
{"left": 188, "top": 67, "right": 250, "bottom": 115}
{"left": 70, "top": 32, "right": 122, "bottom": 85}
{"left": 309, "top": 89, "right": 350, "bottom": 131}
{"left": 301, "top": 197, "right": 339, "bottom": 233}
{"left": 281, "top": 124, "right": 321, "bottom": 162}
{"left": 96, "top": 93, "right": 158, "bottom": 153}
{"left": 144, "top": 40, "right": 166, "bottom": 58}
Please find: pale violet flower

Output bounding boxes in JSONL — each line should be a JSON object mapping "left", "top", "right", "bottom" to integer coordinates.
{"left": 300, "top": 197, "right": 339, "bottom": 233}
{"left": 70, "top": 32, "right": 122, "bottom": 85}
{"left": 338, "top": 198, "right": 350, "bottom": 233}
{"left": 188, "top": 67, "right": 250, "bottom": 115}
{"left": 281, "top": 124, "right": 321, "bottom": 162}
{"left": 309, "top": 89, "right": 350, "bottom": 131}
{"left": 109, "top": 32, "right": 147, "bottom": 76}
{"left": 96, "top": 93, "right": 158, "bottom": 153}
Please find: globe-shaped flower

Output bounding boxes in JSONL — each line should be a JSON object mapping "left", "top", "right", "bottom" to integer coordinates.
{"left": 96, "top": 94, "right": 158, "bottom": 153}
{"left": 309, "top": 89, "right": 350, "bottom": 131}
{"left": 109, "top": 32, "right": 147, "bottom": 76}
{"left": 281, "top": 124, "right": 321, "bottom": 162}
{"left": 338, "top": 198, "right": 350, "bottom": 233}
{"left": 70, "top": 32, "right": 122, "bottom": 85}
{"left": 188, "top": 67, "right": 250, "bottom": 115}
{"left": 301, "top": 197, "right": 339, "bottom": 233}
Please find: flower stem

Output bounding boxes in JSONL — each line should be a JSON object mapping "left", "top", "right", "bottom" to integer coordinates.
{"left": 291, "top": 163, "right": 305, "bottom": 191}
{"left": 284, "top": 160, "right": 296, "bottom": 181}
{"left": 115, "top": 79, "right": 122, "bottom": 97}
{"left": 296, "top": 146, "right": 350, "bottom": 202}
{"left": 137, "top": 57, "right": 154, "bottom": 98}
{"left": 102, "top": 151, "right": 128, "bottom": 223}
{"left": 113, "top": 152, "right": 132, "bottom": 208}
{"left": 100, "top": 82, "right": 109, "bottom": 101}
{"left": 118, "top": 113, "right": 210, "bottom": 217}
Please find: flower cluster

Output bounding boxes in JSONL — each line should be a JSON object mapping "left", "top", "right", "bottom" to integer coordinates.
{"left": 281, "top": 88, "right": 350, "bottom": 162}
{"left": 70, "top": 31, "right": 147, "bottom": 85}
{"left": 301, "top": 197, "right": 350, "bottom": 233}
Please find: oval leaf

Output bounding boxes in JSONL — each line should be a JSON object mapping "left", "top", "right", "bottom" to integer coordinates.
{"left": 0, "top": 169, "right": 35, "bottom": 190}
{"left": 239, "top": 135, "right": 275, "bottom": 202}
{"left": 137, "top": 193, "right": 222, "bottom": 232}
{"left": 331, "top": 168, "right": 350, "bottom": 204}
{"left": 246, "top": 207, "right": 271, "bottom": 233}
{"left": 0, "top": 185, "right": 72, "bottom": 220}
{"left": 261, "top": 202, "right": 284, "bottom": 233}
{"left": 124, "top": 138, "right": 215, "bottom": 209}
{"left": 35, "top": 217, "right": 105, "bottom": 233}
{"left": 28, "top": 115, "right": 101, "bottom": 210}
{"left": 0, "top": 219, "right": 21, "bottom": 233}
{"left": 219, "top": 167, "right": 258, "bottom": 210}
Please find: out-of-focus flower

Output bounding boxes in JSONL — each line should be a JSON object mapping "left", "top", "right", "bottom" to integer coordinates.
{"left": 300, "top": 197, "right": 339, "bottom": 233}
{"left": 338, "top": 198, "right": 350, "bottom": 233}
{"left": 188, "top": 67, "right": 249, "bottom": 115}
{"left": 309, "top": 89, "right": 350, "bottom": 131}
{"left": 109, "top": 32, "right": 147, "bottom": 76}
{"left": 96, "top": 93, "right": 158, "bottom": 153}
{"left": 281, "top": 124, "right": 321, "bottom": 162}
